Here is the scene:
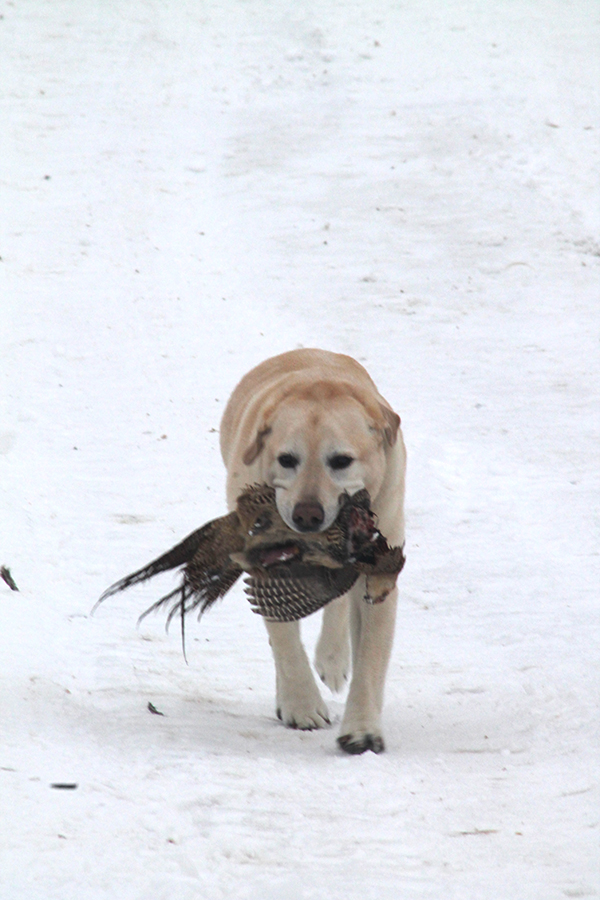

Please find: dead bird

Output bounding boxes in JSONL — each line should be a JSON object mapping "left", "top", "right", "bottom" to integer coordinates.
{"left": 95, "top": 485, "right": 405, "bottom": 631}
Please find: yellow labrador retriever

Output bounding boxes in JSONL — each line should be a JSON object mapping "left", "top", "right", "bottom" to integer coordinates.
{"left": 220, "top": 348, "right": 406, "bottom": 753}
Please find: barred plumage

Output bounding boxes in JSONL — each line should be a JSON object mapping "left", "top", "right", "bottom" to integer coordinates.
{"left": 245, "top": 566, "right": 361, "bottom": 622}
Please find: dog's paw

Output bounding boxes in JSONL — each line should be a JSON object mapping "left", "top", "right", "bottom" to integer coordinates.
{"left": 276, "top": 689, "right": 331, "bottom": 731}
{"left": 314, "top": 647, "right": 350, "bottom": 694}
{"left": 314, "top": 619, "right": 350, "bottom": 694}
{"left": 337, "top": 732, "right": 385, "bottom": 755}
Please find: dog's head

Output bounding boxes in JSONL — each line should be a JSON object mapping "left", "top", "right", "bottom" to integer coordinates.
{"left": 242, "top": 381, "right": 400, "bottom": 533}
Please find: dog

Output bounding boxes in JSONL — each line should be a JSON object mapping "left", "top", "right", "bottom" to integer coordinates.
{"left": 220, "top": 348, "right": 406, "bottom": 753}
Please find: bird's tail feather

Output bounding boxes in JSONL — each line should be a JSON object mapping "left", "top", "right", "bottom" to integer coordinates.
{"left": 92, "top": 525, "right": 208, "bottom": 613}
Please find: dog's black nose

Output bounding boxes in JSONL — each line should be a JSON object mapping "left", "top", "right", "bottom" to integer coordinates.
{"left": 292, "top": 501, "right": 325, "bottom": 532}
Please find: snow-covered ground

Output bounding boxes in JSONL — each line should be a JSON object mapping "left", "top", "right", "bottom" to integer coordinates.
{"left": 1, "top": 2, "right": 599, "bottom": 897}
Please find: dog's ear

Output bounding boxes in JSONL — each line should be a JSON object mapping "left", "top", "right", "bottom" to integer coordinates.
{"left": 243, "top": 426, "right": 272, "bottom": 465}
{"left": 378, "top": 404, "right": 401, "bottom": 447}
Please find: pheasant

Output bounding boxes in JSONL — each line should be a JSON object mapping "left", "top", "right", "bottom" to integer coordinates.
{"left": 96, "top": 485, "right": 405, "bottom": 631}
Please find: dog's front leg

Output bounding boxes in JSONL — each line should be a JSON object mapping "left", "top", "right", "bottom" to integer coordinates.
{"left": 264, "top": 619, "right": 331, "bottom": 730}
{"left": 338, "top": 585, "right": 398, "bottom": 754}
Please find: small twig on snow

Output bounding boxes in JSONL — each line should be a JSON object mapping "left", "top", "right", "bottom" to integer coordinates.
{"left": 1, "top": 566, "right": 19, "bottom": 591}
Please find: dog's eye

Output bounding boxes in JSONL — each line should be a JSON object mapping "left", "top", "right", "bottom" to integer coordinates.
{"left": 278, "top": 453, "right": 299, "bottom": 469}
{"left": 329, "top": 454, "right": 354, "bottom": 471}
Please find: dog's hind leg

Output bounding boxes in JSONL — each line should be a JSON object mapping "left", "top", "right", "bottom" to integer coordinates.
{"left": 314, "top": 595, "right": 350, "bottom": 693}
{"left": 264, "top": 619, "right": 331, "bottom": 730}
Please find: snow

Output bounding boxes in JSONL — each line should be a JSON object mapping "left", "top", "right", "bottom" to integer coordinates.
{"left": 1, "top": 1, "right": 599, "bottom": 897}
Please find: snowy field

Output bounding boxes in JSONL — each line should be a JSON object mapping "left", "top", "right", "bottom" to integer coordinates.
{"left": 1, "top": 1, "right": 599, "bottom": 898}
